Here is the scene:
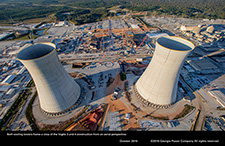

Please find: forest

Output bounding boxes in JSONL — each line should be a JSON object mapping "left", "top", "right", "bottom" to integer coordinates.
{"left": 0, "top": 0, "right": 224, "bottom": 25}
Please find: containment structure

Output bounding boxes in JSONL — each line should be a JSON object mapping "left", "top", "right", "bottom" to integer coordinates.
{"left": 17, "top": 43, "right": 81, "bottom": 116}
{"left": 135, "top": 36, "right": 194, "bottom": 108}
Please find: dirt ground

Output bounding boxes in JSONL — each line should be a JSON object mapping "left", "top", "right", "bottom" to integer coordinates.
{"left": 105, "top": 74, "right": 141, "bottom": 130}
{"left": 107, "top": 98, "right": 141, "bottom": 130}
{"left": 36, "top": 72, "right": 190, "bottom": 131}
{"left": 105, "top": 73, "right": 189, "bottom": 126}
{"left": 105, "top": 73, "right": 124, "bottom": 94}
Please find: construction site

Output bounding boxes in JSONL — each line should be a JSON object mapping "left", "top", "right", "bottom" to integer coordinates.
{"left": 21, "top": 17, "right": 202, "bottom": 132}
{"left": 4, "top": 16, "right": 224, "bottom": 132}
{"left": 32, "top": 53, "right": 197, "bottom": 131}
{"left": 55, "top": 18, "right": 160, "bottom": 66}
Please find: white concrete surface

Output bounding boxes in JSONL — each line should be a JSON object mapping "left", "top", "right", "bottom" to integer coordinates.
{"left": 17, "top": 43, "right": 81, "bottom": 114}
{"left": 136, "top": 36, "right": 195, "bottom": 105}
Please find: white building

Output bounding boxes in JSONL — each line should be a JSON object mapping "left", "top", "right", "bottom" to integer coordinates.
{"left": 54, "top": 21, "right": 65, "bottom": 27}
{"left": 180, "top": 25, "right": 199, "bottom": 32}
{"left": 130, "top": 24, "right": 139, "bottom": 29}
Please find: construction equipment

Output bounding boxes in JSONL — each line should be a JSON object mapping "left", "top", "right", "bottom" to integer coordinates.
{"left": 136, "top": 34, "right": 148, "bottom": 50}
{"left": 99, "top": 52, "right": 106, "bottom": 64}
{"left": 124, "top": 30, "right": 128, "bottom": 46}
{"left": 80, "top": 37, "right": 88, "bottom": 48}
{"left": 97, "top": 22, "right": 103, "bottom": 52}
{"left": 74, "top": 36, "right": 88, "bottom": 54}
{"left": 108, "top": 20, "right": 114, "bottom": 50}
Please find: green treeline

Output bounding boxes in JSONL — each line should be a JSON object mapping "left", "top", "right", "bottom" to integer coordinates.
{"left": 56, "top": 8, "right": 110, "bottom": 25}
{"left": 0, "top": 5, "right": 72, "bottom": 24}
{"left": 0, "top": 0, "right": 224, "bottom": 25}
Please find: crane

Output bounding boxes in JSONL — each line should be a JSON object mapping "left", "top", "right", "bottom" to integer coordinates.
{"left": 98, "top": 23, "right": 103, "bottom": 52}
{"left": 80, "top": 37, "right": 87, "bottom": 48}
{"left": 124, "top": 30, "right": 128, "bottom": 46}
{"left": 99, "top": 52, "right": 106, "bottom": 64}
{"left": 136, "top": 34, "right": 148, "bottom": 50}
{"left": 74, "top": 36, "right": 87, "bottom": 54}
{"left": 108, "top": 20, "right": 114, "bottom": 50}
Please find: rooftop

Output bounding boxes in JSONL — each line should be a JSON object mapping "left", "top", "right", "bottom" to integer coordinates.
{"left": 189, "top": 59, "right": 218, "bottom": 70}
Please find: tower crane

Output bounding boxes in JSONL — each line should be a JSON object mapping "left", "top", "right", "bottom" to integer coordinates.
{"left": 108, "top": 20, "right": 114, "bottom": 50}
{"left": 124, "top": 30, "right": 128, "bottom": 46}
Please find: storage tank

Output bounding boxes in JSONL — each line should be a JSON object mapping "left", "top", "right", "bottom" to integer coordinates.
{"left": 17, "top": 43, "right": 81, "bottom": 116}
{"left": 135, "top": 36, "right": 194, "bottom": 108}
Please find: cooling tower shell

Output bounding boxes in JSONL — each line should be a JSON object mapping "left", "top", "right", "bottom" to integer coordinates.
{"left": 135, "top": 36, "right": 194, "bottom": 106}
{"left": 17, "top": 43, "right": 81, "bottom": 115}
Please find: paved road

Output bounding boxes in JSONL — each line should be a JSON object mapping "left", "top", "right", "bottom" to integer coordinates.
{"left": 8, "top": 87, "right": 36, "bottom": 131}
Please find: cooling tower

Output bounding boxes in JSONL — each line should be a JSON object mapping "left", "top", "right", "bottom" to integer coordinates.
{"left": 17, "top": 43, "right": 81, "bottom": 116}
{"left": 135, "top": 36, "right": 194, "bottom": 108}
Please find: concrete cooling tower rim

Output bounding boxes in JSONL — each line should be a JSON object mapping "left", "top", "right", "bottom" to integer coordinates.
{"left": 17, "top": 42, "right": 55, "bottom": 60}
{"left": 156, "top": 36, "right": 195, "bottom": 51}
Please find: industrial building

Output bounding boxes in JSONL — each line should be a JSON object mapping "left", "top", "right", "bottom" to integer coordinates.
{"left": 208, "top": 89, "right": 225, "bottom": 107}
{"left": 17, "top": 43, "right": 81, "bottom": 116}
{"left": 188, "top": 59, "right": 221, "bottom": 74}
{"left": 135, "top": 36, "right": 195, "bottom": 108}
{"left": 180, "top": 25, "right": 200, "bottom": 32}
{"left": 1, "top": 74, "right": 17, "bottom": 85}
